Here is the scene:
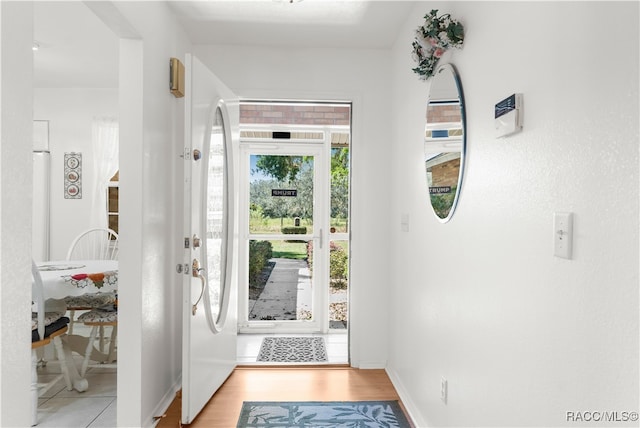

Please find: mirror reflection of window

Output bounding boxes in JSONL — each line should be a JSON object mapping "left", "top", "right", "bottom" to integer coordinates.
{"left": 424, "top": 64, "right": 466, "bottom": 223}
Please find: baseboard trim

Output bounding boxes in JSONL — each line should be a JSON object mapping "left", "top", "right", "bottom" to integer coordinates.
{"left": 356, "top": 361, "right": 387, "bottom": 369}
{"left": 386, "top": 366, "right": 428, "bottom": 428}
{"left": 148, "top": 377, "right": 182, "bottom": 428}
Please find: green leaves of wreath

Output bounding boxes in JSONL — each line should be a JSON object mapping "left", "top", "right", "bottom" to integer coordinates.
{"left": 411, "top": 9, "right": 464, "bottom": 80}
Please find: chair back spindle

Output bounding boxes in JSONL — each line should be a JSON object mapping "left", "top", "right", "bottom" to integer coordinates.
{"left": 66, "top": 228, "right": 119, "bottom": 261}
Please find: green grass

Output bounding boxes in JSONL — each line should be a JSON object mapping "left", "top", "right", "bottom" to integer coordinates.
{"left": 271, "top": 241, "right": 307, "bottom": 259}
{"left": 250, "top": 216, "right": 349, "bottom": 234}
{"left": 250, "top": 217, "right": 312, "bottom": 234}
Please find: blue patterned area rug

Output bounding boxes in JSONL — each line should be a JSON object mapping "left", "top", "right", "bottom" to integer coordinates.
{"left": 236, "top": 401, "right": 412, "bottom": 427}
{"left": 256, "top": 337, "right": 328, "bottom": 363}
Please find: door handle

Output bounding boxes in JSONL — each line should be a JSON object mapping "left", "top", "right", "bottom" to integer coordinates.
{"left": 191, "top": 259, "right": 206, "bottom": 316}
{"left": 317, "top": 228, "right": 323, "bottom": 249}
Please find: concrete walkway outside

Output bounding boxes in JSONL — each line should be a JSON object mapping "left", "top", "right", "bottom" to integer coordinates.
{"left": 249, "top": 258, "right": 312, "bottom": 320}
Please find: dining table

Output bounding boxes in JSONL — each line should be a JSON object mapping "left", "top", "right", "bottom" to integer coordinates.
{"left": 37, "top": 260, "right": 118, "bottom": 299}
{"left": 36, "top": 259, "right": 119, "bottom": 392}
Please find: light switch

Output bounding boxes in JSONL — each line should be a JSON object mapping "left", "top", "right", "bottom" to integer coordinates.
{"left": 553, "top": 212, "right": 573, "bottom": 259}
{"left": 440, "top": 377, "right": 448, "bottom": 404}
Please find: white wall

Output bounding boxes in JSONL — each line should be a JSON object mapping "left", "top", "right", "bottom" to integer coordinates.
{"left": 0, "top": 2, "right": 34, "bottom": 426}
{"left": 107, "top": 2, "right": 191, "bottom": 426}
{"left": 34, "top": 88, "right": 118, "bottom": 259}
{"left": 193, "top": 44, "right": 393, "bottom": 368}
{"left": 388, "top": 2, "right": 639, "bottom": 427}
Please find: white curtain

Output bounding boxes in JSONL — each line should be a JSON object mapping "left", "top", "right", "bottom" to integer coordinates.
{"left": 91, "top": 117, "right": 119, "bottom": 230}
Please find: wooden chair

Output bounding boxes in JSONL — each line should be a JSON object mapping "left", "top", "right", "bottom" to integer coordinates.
{"left": 77, "top": 305, "right": 118, "bottom": 376}
{"left": 64, "top": 228, "right": 118, "bottom": 336}
{"left": 31, "top": 261, "right": 73, "bottom": 426}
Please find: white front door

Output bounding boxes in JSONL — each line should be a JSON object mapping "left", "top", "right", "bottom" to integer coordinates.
{"left": 181, "top": 54, "right": 239, "bottom": 424}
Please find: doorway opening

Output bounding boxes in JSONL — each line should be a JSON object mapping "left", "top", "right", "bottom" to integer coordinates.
{"left": 32, "top": 2, "right": 120, "bottom": 427}
{"left": 237, "top": 101, "right": 351, "bottom": 364}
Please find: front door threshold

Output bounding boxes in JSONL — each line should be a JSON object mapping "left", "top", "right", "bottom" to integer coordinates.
{"left": 238, "top": 326, "right": 325, "bottom": 335}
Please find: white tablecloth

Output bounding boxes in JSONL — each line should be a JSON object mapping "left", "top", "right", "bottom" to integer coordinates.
{"left": 37, "top": 260, "right": 118, "bottom": 299}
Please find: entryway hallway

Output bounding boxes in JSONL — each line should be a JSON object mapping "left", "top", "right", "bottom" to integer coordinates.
{"left": 157, "top": 367, "right": 414, "bottom": 428}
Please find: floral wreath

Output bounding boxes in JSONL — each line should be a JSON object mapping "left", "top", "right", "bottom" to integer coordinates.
{"left": 411, "top": 9, "right": 464, "bottom": 80}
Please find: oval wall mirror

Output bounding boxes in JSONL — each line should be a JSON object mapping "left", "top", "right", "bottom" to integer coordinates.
{"left": 424, "top": 63, "right": 466, "bottom": 222}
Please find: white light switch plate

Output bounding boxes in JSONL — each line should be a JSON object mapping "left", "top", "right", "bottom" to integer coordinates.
{"left": 553, "top": 212, "right": 573, "bottom": 259}
{"left": 440, "top": 377, "right": 448, "bottom": 404}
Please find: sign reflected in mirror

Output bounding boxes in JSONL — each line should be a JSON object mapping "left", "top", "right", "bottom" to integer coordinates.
{"left": 424, "top": 63, "right": 466, "bottom": 222}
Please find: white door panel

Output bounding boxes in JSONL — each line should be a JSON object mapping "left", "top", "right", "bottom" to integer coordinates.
{"left": 182, "top": 54, "right": 239, "bottom": 424}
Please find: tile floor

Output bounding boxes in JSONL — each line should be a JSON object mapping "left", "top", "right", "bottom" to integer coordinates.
{"left": 35, "top": 354, "right": 117, "bottom": 428}
{"left": 34, "top": 318, "right": 117, "bottom": 428}
{"left": 34, "top": 332, "right": 348, "bottom": 427}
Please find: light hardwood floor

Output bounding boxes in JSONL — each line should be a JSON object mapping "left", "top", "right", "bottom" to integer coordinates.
{"left": 159, "top": 366, "right": 413, "bottom": 427}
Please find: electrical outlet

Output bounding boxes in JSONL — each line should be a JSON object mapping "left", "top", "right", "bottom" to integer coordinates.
{"left": 440, "top": 377, "right": 447, "bottom": 404}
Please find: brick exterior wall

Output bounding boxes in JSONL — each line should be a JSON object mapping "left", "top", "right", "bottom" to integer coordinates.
{"left": 427, "top": 104, "right": 461, "bottom": 123}
{"left": 240, "top": 103, "right": 350, "bottom": 126}
{"left": 430, "top": 157, "right": 460, "bottom": 188}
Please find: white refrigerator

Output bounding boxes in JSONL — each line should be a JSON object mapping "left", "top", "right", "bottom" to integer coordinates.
{"left": 32, "top": 120, "right": 50, "bottom": 262}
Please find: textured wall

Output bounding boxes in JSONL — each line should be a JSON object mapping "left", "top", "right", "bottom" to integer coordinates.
{"left": 101, "top": 2, "right": 191, "bottom": 426}
{"left": 388, "top": 2, "right": 639, "bottom": 427}
{"left": 0, "top": 2, "right": 34, "bottom": 426}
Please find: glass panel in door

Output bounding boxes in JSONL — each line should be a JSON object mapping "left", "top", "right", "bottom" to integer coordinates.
{"left": 328, "top": 239, "right": 348, "bottom": 329}
{"left": 248, "top": 238, "right": 313, "bottom": 322}
{"left": 203, "top": 107, "right": 231, "bottom": 330}
{"left": 329, "top": 135, "right": 350, "bottom": 331}
{"left": 249, "top": 154, "right": 314, "bottom": 235}
{"left": 245, "top": 152, "right": 324, "bottom": 330}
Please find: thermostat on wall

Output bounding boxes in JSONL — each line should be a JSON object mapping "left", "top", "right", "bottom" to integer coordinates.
{"left": 495, "top": 93, "right": 523, "bottom": 138}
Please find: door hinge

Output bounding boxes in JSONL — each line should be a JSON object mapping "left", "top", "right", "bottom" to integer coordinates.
{"left": 184, "top": 237, "right": 190, "bottom": 248}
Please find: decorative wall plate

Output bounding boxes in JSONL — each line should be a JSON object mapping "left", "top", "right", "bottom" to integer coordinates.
{"left": 66, "top": 156, "right": 79, "bottom": 169}
{"left": 64, "top": 152, "right": 82, "bottom": 199}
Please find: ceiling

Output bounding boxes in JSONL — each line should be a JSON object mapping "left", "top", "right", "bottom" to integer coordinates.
{"left": 33, "top": 1, "right": 120, "bottom": 88}
{"left": 33, "top": 1, "right": 416, "bottom": 88}
{"left": 167, "top": 1, "right": 416, "bottom": 49}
